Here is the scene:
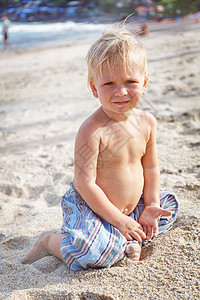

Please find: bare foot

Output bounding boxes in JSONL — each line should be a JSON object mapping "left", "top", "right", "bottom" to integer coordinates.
{"left": 125, "top": 242, "right": 141, "bottom": 261}
{"left": 21, "top": 231, "right": 53, "bottom": 264}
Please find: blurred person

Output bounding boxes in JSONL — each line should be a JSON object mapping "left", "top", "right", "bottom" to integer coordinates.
{"left": 2, "top": 14, "right": 12, "bottom": 50}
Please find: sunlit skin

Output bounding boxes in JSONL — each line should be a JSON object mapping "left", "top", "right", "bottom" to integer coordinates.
{"left": 73, "top": 61, "right": 172, "bottom": 252}
{"left": 21, "top": 59, "right": 172, "bottom": 265}
{"left": 90, "top": 61, "right": 148, "bottom": 117}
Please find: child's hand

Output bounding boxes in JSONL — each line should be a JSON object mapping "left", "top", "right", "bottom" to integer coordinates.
{"left": 138, "top": 206, "right": 172, "bottom": 240}
{"left": 117, "top": 215, "right": 146, "bottom": 243}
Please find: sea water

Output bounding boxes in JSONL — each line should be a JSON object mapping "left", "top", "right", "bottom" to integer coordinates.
{"left": 0, "top": 21, "right": 110, "bottom": 50}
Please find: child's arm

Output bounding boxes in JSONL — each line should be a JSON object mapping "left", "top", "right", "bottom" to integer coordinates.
{"left": 74, "top": 121, "right": 146, "bottom": 243}
{"left": 140, "top": 114, "right": 171, "bottom": 240}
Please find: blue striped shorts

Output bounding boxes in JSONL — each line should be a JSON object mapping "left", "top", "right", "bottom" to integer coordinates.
{"left": 60, "top": 183, "right": 179, "bottom": 271}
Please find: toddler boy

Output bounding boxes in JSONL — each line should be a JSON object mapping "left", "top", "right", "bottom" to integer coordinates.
{"left": 22, "top": 28, "right": 179, "bottom": 271}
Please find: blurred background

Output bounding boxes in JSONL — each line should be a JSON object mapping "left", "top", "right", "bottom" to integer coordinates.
{"left": 1, "top": 0, "right": 200, "bottom": 22}
{"left": 0, "top": 1, "right": 200, "bottom": 49}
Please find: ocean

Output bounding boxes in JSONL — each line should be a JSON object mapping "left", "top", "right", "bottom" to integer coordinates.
{"left": 0, "top": 21, "right": 110, "bottom": 50}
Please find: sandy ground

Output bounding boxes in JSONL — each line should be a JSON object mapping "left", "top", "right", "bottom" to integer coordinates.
{"left": 0, "top": 22, "right": 200, "bottom": 299}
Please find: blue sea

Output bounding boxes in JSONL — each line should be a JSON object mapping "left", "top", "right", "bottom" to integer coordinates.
{"left": 0, "top": 21, "right": 110, "bottom": 50}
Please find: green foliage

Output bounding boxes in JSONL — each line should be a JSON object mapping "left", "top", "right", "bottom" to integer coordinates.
{"left": 156, "top": 0, "right": 200, "bottom": 17}
{"left": 51, "top": 0, "right": 66, "bottom": 7}
{"left": 0, "top": 0, "right": 20, "bottom": 3}
{"left": 0, "top": 0, "right": 25, "bottom": 8}
{"left": 100, "top": 0, "right": 116, "bottom": 12}
{"left": 99, "top": 0, "right": 134, "bottom": 14}
{"left": 1, "top": 0, "right": 199, "bottom": 17}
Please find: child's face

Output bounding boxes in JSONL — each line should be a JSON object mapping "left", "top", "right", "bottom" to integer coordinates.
{"left": 90, "top": 60, "right": 148, "bottom": 115}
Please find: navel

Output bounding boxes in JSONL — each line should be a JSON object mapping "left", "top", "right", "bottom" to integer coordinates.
{"left": 123, "top": 208, "right": 129, "bottom": 215}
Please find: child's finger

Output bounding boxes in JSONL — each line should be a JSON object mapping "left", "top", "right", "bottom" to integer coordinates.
{"left": 153, "top": 225, "right": 158, "bottom": 238}
{"left": 139, "top": 229, "right": 146, "bottom": 240}
{"left": 125, "top": 230, "right": 145, "bottom": 242}
{"left": 146, "top": 225, "right": 152, "bottom": 240}
{"left": 131, "top": 229, "right": 146, "bottom": 243}
{"left": 125, "top": 232, "right": 141, "bottom": 243}
{"left": 143, "top": 226, "right": 147, "bottom": 235}
{"left": 136, "top": 222, "right": 144, "bottom": 231}
{"left": 160, "top": 208, "right": 172, "bottom": 216}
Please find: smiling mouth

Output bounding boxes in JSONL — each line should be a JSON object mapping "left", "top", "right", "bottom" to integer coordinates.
{"left": 113, "top": 101, "right": 129, "bottom": 106}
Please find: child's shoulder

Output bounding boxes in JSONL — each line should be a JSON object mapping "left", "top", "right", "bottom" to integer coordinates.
{"left": 134, "top": 108, "right": 157, "bottom": 128}
{"left": 133, "top": 109, "right": 157, "bottom": 143}
{"left": 77, "top": 107, "right": 106, "bottom": 139}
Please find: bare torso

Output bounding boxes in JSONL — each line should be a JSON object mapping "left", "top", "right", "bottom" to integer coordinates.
{"left": 74, "top": 107, "right": 150, "bottom": 215}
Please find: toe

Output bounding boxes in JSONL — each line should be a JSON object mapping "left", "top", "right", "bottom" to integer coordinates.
{"left": 125, "top": 242, "right": 141, "bottom": 261}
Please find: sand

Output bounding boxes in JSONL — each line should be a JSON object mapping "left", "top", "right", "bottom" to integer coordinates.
{"left": 0, "top": 22, "right": 200, "bottom": 299}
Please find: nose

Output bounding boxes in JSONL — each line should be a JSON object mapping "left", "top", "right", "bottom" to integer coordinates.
{"left": 114, "top": 85, "right": 128, "bottom": 97}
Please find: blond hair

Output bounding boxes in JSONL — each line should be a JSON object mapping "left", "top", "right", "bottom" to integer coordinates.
{"left": 86, "top": 27, "right": 147, "bottom": 84}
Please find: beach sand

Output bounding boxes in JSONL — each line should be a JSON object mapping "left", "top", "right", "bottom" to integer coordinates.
{"left": 0, "top": 22, "right": 200, "bottom": 299}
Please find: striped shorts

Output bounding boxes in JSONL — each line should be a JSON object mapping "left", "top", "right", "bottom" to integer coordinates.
{"left": 60, "top": 183, "right": 179, "bottom": 271}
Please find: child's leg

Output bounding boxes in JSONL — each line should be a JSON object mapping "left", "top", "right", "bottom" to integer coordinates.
{"left": 158, "top": 191, "right": 179, "bottom": 235}
{"left": 21, "top": 232, "right": 64, "bottom": 264}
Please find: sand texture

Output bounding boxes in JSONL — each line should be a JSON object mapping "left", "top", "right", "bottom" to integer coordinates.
{"left": 0, "top": 22, "right": 200, "bottom": 299}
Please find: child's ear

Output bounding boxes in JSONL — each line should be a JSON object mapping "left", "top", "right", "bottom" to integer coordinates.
{"left": 142, "top": 73, "right": 149, "bottom": 95}
{"left": 90, "top": 81, "right": 99, "bottom": 98}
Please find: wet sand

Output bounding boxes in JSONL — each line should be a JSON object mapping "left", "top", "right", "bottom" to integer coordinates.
{"left": 0, "top": 22, "right": 200, "bottom": 299}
